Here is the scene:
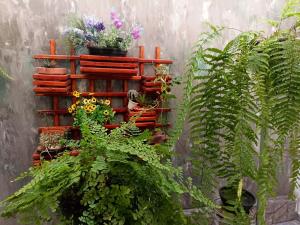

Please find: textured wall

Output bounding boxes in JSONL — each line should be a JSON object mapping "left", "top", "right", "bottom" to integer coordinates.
{"left": 0, "top": 0, "right": 286, "bottom": 224}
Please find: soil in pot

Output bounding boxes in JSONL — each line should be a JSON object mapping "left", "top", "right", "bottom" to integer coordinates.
{"left": 87, "top": 46, "right": 127, "bottom": 56}
{"left": 219, "top": 186, "right": 256, "bottom": 214}
{"left": 36, "top": 67, "right": 67, "bottom": 75}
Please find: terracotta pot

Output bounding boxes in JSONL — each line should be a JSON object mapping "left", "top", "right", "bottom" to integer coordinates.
{"left": 70, "top": 150, "right": 80, "bottom": 157}
{"left": 36, "top": 145, "right": 46, "bottom": 152}
{"left": 150, "top": 132, "right": 168, "bottom": 145}
{"left": 32, "top": 153, "right": 41, "bottom": 160}
{"left": 33, "top": 160, "right": 41, "bottom": 167}
{"left": 36, "top": 67, "right": 67, "bottom": 75}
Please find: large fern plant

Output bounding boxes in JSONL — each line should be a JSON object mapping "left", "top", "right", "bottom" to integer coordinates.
{"left": 181, "top": 1, "right": 300, "bottom": 224}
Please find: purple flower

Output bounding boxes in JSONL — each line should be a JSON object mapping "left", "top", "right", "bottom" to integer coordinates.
{"left": 94, "top": 22, "right": 105, "bottom": 32}
{"left": 131, "top": 25, "right": 143, "bottom": 40}
{"left": 84, "top": 16, "right": 105, "bottom": 31}
{"left": 111, "top": 11, "right": 123, "bottom": 29}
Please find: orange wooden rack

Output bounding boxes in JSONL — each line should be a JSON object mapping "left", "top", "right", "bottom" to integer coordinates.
{"left": 33, "top": 39, "right": 173, "bottom": 132}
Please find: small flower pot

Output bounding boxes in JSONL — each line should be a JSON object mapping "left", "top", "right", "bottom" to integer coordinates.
{"left": 69, "top": 150, "right": 80, "bottom": 157}
{"left": 150, "top": 131, "right": 168, "bottom": 145}
{"left": 32, "top": 153, "right": 41, "bottom": 160}
{"left": 36, "top": 67, "right": 67, "bottom": 75}
{"left": 87, "top": 46, "right": 127, "bottom": 56}
{"left": 219, "top": 186, "right": 256, "bottom": 214}
{"left": 128, "top": 100, "right": 139, "bottom": 111}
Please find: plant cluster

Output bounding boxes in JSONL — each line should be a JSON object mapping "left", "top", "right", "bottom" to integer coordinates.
{"left": 39, "top": 131, "right": 65, "bottom": 150}
{"left": 69, "top": 91, "right": 115, "bottom": 126}
{"left": 0, "top": 109, "right": 216, "bottom": 225}
{"left": 64, "top": 11, "right": 143, "bottom": 51}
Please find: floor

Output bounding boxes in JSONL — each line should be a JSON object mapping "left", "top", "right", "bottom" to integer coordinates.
{"left": 276, "top": 221, "right": 300, "bottom": 225}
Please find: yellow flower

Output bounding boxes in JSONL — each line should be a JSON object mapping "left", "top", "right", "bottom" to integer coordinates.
{"left": 104, "top": 99, "right": 111, "bottom": 105}
{"left": 99, "top": 99, "right": 104, "bottom": 104}
{"left": 76, "top": 100, "right": 80, "bottom": 105}
{"left": 71, "top": 104, "right": 76, "bottom": 111}
{"left": 103, "top": 110, "right": 110, "bottom": 116}
{"left": 91, "top": 97, "right": 97, "bottom": 103}
{"left": 72, "top": 91, "right": 80, "bottom": 98}
{"left": 90, "top": 104, "right": 97, "bottom": 111}
{"left": 68, "top": 107, "right": 73, "bottom": 113}
{"left": 83, "top": 98, "right": 89, "bottom": 105}
{"left": 84, "top": 105, "right": 89, "bottom": 111}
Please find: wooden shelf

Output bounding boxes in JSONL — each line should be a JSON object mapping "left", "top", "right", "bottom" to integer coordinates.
{"left": 80, "top": 54, "right": 139, "bottom": 62}
{"left": 80, "top": 67, "right": 138, "bottom": 75}
{"left": 70, "top": 74, "right": 142, "bottom": 80}
{"left": 33, "top": 54, "right": 79, "bottom": 60}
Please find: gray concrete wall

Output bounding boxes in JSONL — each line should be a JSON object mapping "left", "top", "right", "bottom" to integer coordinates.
{"left": 0, "top": 0, "right": 286, "bottom": 224}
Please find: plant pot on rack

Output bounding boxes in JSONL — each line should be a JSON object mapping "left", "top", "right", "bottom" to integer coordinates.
{"left": 33, "top": 67, "right": 70, "bottom": 94}
{"left": 87, "top": 46, "right": 127, "bottom": 57}
{"left": 219, "top": 186, "right": 256, "bottom": 214}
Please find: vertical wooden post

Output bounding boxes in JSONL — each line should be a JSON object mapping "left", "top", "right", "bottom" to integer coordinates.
{"left": 139, "top": 46, "right": 145, "bottom": 77}
{"left": 123, "top": 80, "right": 128, "bottom": 121}
{"left": 70, "top": 48, "right": 77, "bottom": 104}
{"left": 155, "top": 47, "right": 161, "bottom": 123}
{"left": 139, "top": 46, "right": 145, "bottom": 93}
{"left": 89, "top": 80, "right": 95, "bottom": 92}
{"left": 50, "top": 39, "right": 60, "bottom": 126}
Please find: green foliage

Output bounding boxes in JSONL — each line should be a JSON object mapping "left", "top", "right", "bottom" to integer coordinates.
{"left": 1, "top": 112, "right": 216, "bottom": 224}
{"left": 0, "top": 66, "right": 13, "bottom": 80}
{"left": 185, "top": 18, "right": 300, "bottom": 224}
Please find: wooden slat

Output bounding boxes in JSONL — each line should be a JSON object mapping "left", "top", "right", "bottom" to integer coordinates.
{"left": 70, "top": 74, "right": 141, "bottom": 80}
{"left": 80, "top": 92, "right": 126, "bottom": 97}
{"left": 37, "top": 107, "right": 127, "bottom": 115}
{"left": 80, "top": 67, "right": 138, "bottom": 75}
{"left": 33, "top": 74, "right": 69, "bottom": 81}
{"left": 142, "top": 76, "right": 172, "bottom": 81}
{"left": 155, "top": 108, "right": 171, "bottom": 112}
{"left": 135, "top": 117, "right": 156, "bottom": 122}
{"left": 80, "top": 54, "right": 139, "bottom": 62}
{"left": 80, "top": 60, "right": 138, "bottom": 68}
{"left": 142, "top": 87, "right": 162, "bottom": 92}
{"left": 33, "top": 54, "right": 79, "bottom": 60}
{"left": 139, "top": 59, "right": 173, "bottom": 64}
{"left": 34, "top": 86, "right": 71, "bottom": 93}
{"left": 33, "top": 80, "right": 71, "bottom": 87}
{"left": 129, "top": 111, "right": 156, "bottom": 117}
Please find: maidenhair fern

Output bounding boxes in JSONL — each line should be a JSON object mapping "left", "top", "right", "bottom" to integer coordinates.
{"left": 186, "top": 3, "right": 300, "bottom": 224}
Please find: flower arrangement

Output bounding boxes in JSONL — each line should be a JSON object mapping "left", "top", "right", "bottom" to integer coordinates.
{"left": 69, "top": 91, "right": 115, "bottom": 126}
{"left": 64, "top": 11, "right": 143, "bottom": 55}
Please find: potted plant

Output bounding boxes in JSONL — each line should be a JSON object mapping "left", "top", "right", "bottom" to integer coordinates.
{"left": 178, "top": 1, "right": 300, "bottom": 224}
{"left": 64, "top": 11, "right": 143, "bottom": 56}
{"left": 36, "top": 59, "right": 67, "bottom": 75}
{"left": 219, "top": 186, "right": 256, "bottom": 214}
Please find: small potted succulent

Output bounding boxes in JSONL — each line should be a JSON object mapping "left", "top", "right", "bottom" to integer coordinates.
{"left": 36, "top": 59, "right": 67, "bottom": 75}
{"left": 64, "top": 11, "right": 143, "bottom": 56}
{"left": 39, "top": 130, "right": 66, "bottom": 152}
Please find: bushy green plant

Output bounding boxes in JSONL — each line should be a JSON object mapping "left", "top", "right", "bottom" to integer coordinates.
{"left": 1, "top": 105, "right": 216, "bottom": 225}
{"left": 181, "top": 1, "right": 300, "bottom": 224}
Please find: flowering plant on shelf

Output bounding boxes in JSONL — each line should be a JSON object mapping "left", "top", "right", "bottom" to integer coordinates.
{"left": 68, "top": 91, "right": 115, "bottom": 126}
{"left": 64, "top": 11, "right": 143, "bottom": 54}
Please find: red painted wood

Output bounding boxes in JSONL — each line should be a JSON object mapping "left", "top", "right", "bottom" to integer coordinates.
{"left": 33, "top": 55, "right": 79, "bottom": 60}
{"left": 80, "top": 54, "right": 139, "bottom": 62}
{"left": 139, "top": 59, "right": 173, "bottom": 64}
{"left": 80, "top": 60, "right": 138, "bottom": 68}
{"left": 70, "top": 74, "right": 141, "bottom": 80}
{"left": 33, "top": 86, "right": 71, "bottom": 93}
{"left": 139, "top": 46, "right": 145, "bottom": 76}
{"left": 89, "top": 80, "right": 95, "bottom": 92}
{"left": 33, "top": 80, "right": 71, "bottom": 87}
{"left": 80, "top": 92, "right": 126, "bottom": 97}
{"left": 142, "top": 87, "right": 162, "bottom": 92}
{"left": 80, "top": 67, "right": 138, "bottom": 75}
{"left": 129, "top": 111, "right": 156, "bottom": 117}
{"left": 134, "top": 117, "right": 156, "bottom": 122}
{"left": 142, "top": 76, "right": 172, "bottom": 81}
{"left": 53, "top": 96, "right": 60, "bottom": 126}
{"left": 33, "top": 74, "right": 69, "bottom": 81}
